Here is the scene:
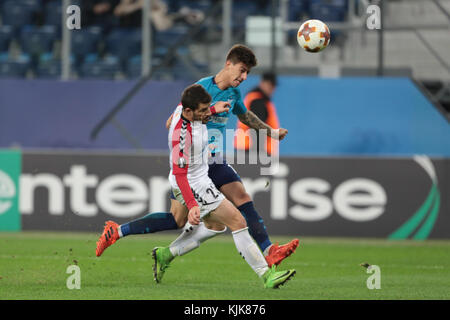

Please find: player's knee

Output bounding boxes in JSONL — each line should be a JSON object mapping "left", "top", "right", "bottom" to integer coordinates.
{"left": 232, "top": 214, "right": 247, "bottom": 231}
{"left": 170, "top": 202, "right": 188, "bottom": 228}
{"left": 204, "top": 220, "right": 226, "bottom": 232}
{"left": 232, "top": 191, "right": 252, "bottom": 207}
{"left": 173, "top": 214, "right": 187, "bottom": 228}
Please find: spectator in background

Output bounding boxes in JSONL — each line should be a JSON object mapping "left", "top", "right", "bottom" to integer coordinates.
{"left": 82, "top": 0, "right": 120, "bottom": 29}
{"left": 113, "top": 0, "right": 144, "bottom": 28}
{"left": 113, "top": 0, "right": 204, "bottom": 30}
{"left": 234, "top": 72, "right": 280, "bottom": 156}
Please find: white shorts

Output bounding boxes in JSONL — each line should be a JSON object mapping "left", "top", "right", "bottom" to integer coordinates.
{"left": 172, "top": 178, "right": 225, "bottom": 219}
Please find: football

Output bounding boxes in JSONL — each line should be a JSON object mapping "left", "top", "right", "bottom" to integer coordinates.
{"left": 297, "top": 19, "right": 331, "bottom": 52}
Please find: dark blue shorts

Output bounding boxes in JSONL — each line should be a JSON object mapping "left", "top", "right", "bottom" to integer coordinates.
{"left": 208, "top": 160, "right": 242, "bottom": 189}
{"left": 170, "top": 158, "right": 242, "bottom": 200}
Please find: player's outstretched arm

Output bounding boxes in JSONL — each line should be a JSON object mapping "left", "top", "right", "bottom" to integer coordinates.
{"left": 238, "top": 110, "right": 288, "bottom": 140}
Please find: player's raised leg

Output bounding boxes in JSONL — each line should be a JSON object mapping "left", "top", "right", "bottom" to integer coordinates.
{"left": 95, "top": 200, "right": 187, "bottom": 257}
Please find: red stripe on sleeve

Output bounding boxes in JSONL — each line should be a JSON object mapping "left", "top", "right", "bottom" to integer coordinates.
{"left": 171, "top": 118, "right": 198, "bottom": 210}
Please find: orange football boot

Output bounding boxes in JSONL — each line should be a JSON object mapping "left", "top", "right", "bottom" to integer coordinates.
{"left": 96, "top": 221, "right": 120, "bottom": 257}
{"left": 265, "top": 239, "right": 300, "bottom": 267}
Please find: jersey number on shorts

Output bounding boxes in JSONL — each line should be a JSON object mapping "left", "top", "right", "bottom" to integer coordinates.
{"left": 206, "top": 186, "right": 219, "bottom": 199}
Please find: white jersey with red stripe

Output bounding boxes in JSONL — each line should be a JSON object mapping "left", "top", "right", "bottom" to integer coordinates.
{"left": 168, "top": 104, "right": 224, "bottom": 216}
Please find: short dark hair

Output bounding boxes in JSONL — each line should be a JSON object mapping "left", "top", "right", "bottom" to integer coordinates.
{"left": 181, "top": 84, "right": 211, "bottom": 111}
{"left": 262, "top": 72, "right": 277, "bottom": 86}
{"left": 226, "top": 44, "right": 257, "bottom": 69}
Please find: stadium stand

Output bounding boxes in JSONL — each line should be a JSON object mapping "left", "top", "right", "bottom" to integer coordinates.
{"left": 43, "top": 0, "right": 62, "bottom": 27}
{"left": 0, "top": 53, "right": 31, "bottom": 78}
{"left": 35, "top": 52, "right": 73, "bottom": 78}
{"left": 309, "top": 0, "right": 348, "bottom": 22}
{"left": 19, "top": 25, "right": 56, "bottom": 56}
{"left": 1, "top": 1, "right": 38, "bottom": 33}
{"left": 288, "top": 0, "right": 307, "bottom": 22}
{"left": 79, "top": 54, "right": 120, "bottom": 79}
{"left": 70, "top": 26, "right": 102, "bottom": 64}
{"left": 0, "top": 0, "right": 448, "bottom": 84}
{"left": 36, "top": 58, "right": 61, "bottom": 78}
{"left": 0, "top": 24, "right": 13, "bottom": 52}
{"left": 105, "top": 27, "right": 141, "bottom": 62}
{"left": 125, "top": 55, "right": 173, "bottom": 79}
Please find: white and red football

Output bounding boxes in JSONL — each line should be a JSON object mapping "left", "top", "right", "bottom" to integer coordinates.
{"left": 297, "top": 19, "right": 331, "bottom": 53}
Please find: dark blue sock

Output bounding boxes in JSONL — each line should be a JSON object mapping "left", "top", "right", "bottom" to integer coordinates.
{"left": 120, "top": 212, "right": 178, "bottom": 236}
{"left": 237, "top": 201, "right": 272, "bottom": 252}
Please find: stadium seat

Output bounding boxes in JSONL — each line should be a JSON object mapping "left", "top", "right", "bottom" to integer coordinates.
{"left": 171, "top": 56, "right": 208, "bottom": 81}
{"left": 43, "top": 0, "right": 81, "bottom": 25}
{"left": 19, "top": 25, "right": 57, "bottom": 57}
{"left": 152, "top": 68, "right": 175, "bottom": 81}
{"left": 34, "top": 53, "right": 66, "bottom": 78}
{"left": 0, "top": 54, "right": 31, "bottom": 78}
{"left": 43, "top": 0, "right": 81, "bottom": 37}
{"left": 1, "top": 1, "right": 36, "bottom": 32}
{"left": 307, "top": 0, "right": 348, "bottom": 45}
{"left": 125, "top": 55, "right": 164, "bottom": 79}
{"left": 171, "top": 65, "right": 196, "bottom": 81}
{"left": 154, "top": 25, "right": 189, "bottom": 48}
{"left": 71, "top": 26, "right": 102, "bottom": 58}
{"left": 105, "top": 28, "right": 141, "bottom": 62}
{"left": 125, "top": 55, "right": 143, "bottom": 79}
{"left": 17, "top": 0, "right": 41, "bottom": 9}
{"left": 44, "top": 0, "right": 62, "bottom": 27}
{"left": 79, "top": 56, "right": 120, "bottom": 80}
{"left": 232, "top": 1, "right": 260, "bottom": 28}
{"left": 35, "top": 60, "right": 61, "bottom": 78}
{"left": 179, "top": 0, "right": 211, "bottom": 11}
{"left": 230, "top": 0, "right": 260, "bottom": 41}
{"left": 126, "top": 54, "right": 173, "bottom": 80}
{"left": 288, "top": 0, "right": 307, "bottom": 22}
{"left": 308, "top": 0, "right": 348, "bottom": 22}
{"left": 0, "top": 0, "right": 41, "bottom": 8}
{"left": 153, "top": 46, "right": 169, "bottom": 59}
{"left": 0, "top": 25, "right": 13, "bottom": 52}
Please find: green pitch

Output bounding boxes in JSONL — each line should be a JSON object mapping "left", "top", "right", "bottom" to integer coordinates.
{"left": 0, "top": 232, "right": 449, "bottom": 300}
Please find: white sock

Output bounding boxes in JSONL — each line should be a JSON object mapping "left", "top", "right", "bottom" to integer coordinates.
{"left": 263, "top": 244, "right": 273, "bottom": 257}
{"left": 232, "top": 227, "right": 269, "bottom": 277}
{"left": 169, "top": 222, "right": 226, "bottom": 257}
{"left": 117, "top": 226, "right": 124, "bottom": 238}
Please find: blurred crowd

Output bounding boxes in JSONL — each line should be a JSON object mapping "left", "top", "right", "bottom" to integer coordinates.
{"left": 0, "top": 0, "right": 348, "bottom": 79}
{"left": 82, "top": 0, "right": 206, "bottom": 31}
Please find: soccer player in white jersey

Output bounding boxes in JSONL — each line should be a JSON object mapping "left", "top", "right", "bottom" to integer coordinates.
{"left": 153, "top": 84, "right": 295, "bottom": 289}
{"left": 95, "top": 45, "right": 298, "bottom": 273}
